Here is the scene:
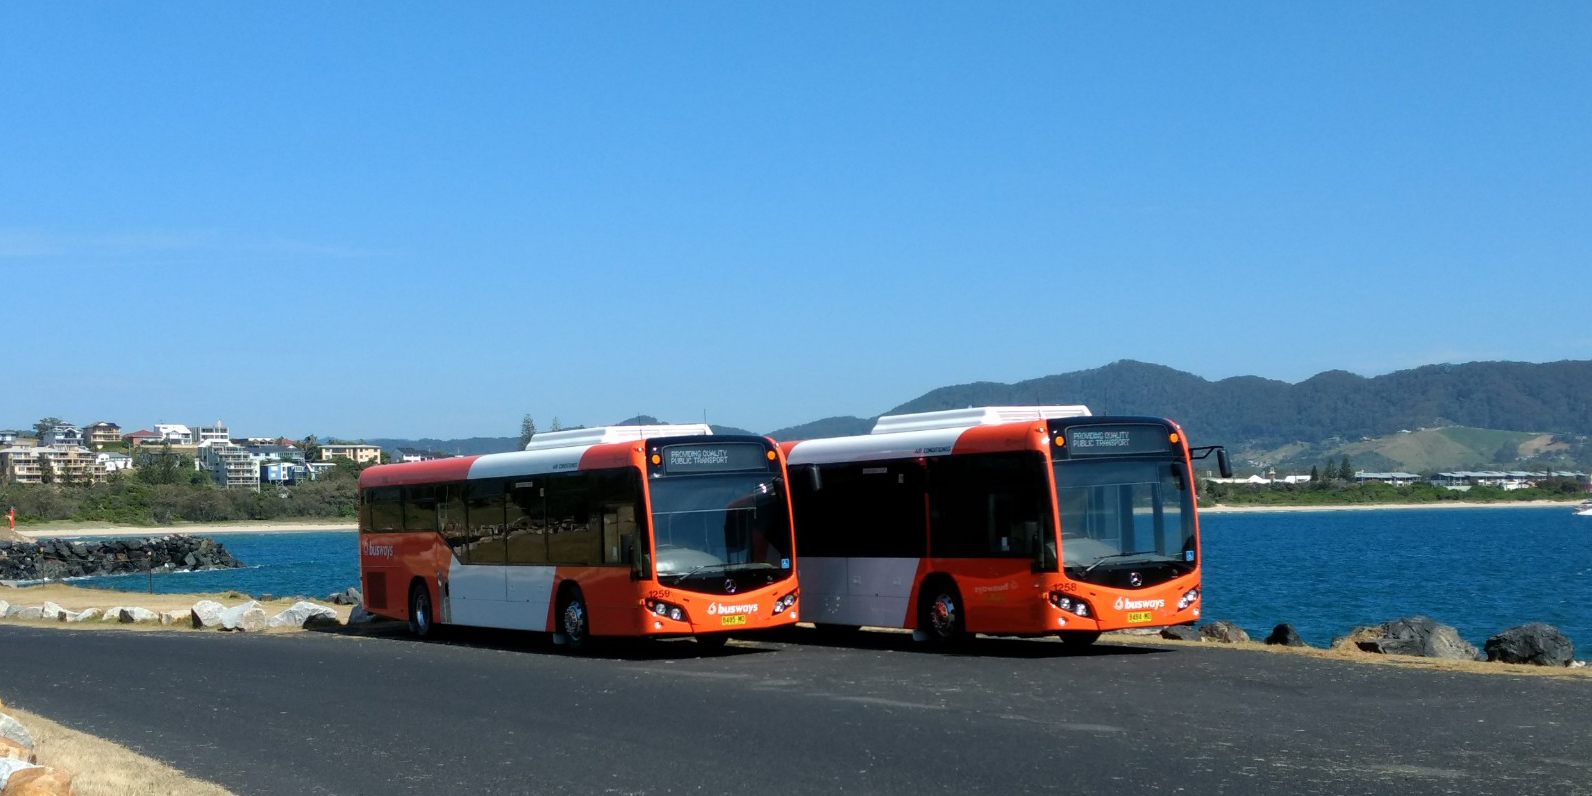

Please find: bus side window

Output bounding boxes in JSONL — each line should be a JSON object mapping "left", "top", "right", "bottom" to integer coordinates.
{"left": 546, "top": 472, "right": 596, "bottom": 566}
{"left": 505, "top": 480, "right": 548, "bottom": 565}
{"left": 465, "top": 480, "right": 508, "bottom": 564}
{"left": 595, "top": 469, "right": 644, "bottom": 569}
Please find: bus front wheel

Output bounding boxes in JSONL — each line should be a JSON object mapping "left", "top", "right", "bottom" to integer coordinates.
{"left": 918, "top": 579, "right": 967, "bottom": 646}
{"left": 558, "top": 586, "right": 591, "bottom": 652}
{"left": 1058, "top": 631, "right": 1100, "bottom": 648}
{"left": 408, "top": 581, "right": 434, "bottom": 639}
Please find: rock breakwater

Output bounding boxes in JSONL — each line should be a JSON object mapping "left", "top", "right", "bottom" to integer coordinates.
{"left": 0, "top": 536, "right": 243, "bottom": 582}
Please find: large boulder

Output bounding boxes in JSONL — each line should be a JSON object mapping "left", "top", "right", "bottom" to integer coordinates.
{"left": 117, "top": 607, "right": 158, "bottom": 624}
{"left": 347, "top": 604, "right": 378, "bottom": 625}
{"left": 6, "top": 607, "right": 42, "bottom": 621}
{"left": 219, "top": 601, "right": 267, "bottom": 632}
{"left": 63, "top": 608, "right": 99, "bottom": 623}
{"left": 267, "top": 601, "right": 340, "bottom": 630}
{"left": 1338, "top": 616, "right": 1478, "bottom": 660}
{"left": 1264, "top": 623, "right": 1305, "bottom": 647}
{"left": 0, "top": 737, "right": 32, "bottom": 764}
{"left": 190, "top": 600, "right": 226, "bottom": 629}
{"left": 0, "top": 760, "right": 42, "bottom": 792}
{"left": 1199, "top": 620, "right": 1250, "bottom": 643}
{"left": 1485, "top": 623, "right": 1576, "bottom": 666}
{"left": 99, "top": 607, "right": 125, "bottom": 622}
{"left": 159, "top": 610, "right": 187, "bottom": 626}
{"left": 1160, "top": 625, "right": 1200, "bottom": 641}
{"left": 0, "top": 714, "right": 33, "bottom": 757}
{"left": 0, "top": 600, "right": 9, "bottom": 617}
{"left": 0, "top": 764, "right": 73, "bottom": 795}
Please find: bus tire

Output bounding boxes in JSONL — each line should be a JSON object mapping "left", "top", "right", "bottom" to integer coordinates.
{"left": 695, "top": 634, "right": 729, "bottom": 648}
{"left": 918, "top": 577, "right": 967, "bottom": 646}
{"left": 407, "top": 581, "right": 434, "bottom": 639}
{"left": 557, "top": 585, "right": 591, "bottom": 652}
{"left": 1058, "top": 631, "right": 1100, "bottom": 648}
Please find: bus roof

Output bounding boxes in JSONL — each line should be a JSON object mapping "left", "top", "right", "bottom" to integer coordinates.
{"left": 524, "top": 424, "right": 714, "bottom": 451}
{"left": 870, "top": 406, "right": 1091, "bottom": 435}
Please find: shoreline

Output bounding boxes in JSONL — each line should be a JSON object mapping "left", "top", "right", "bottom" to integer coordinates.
{"left": 1201, "top": 499, "right": 1581, "bottom": 514}
{"left": 10, "top": 520, "right": 357, "bottom": 540}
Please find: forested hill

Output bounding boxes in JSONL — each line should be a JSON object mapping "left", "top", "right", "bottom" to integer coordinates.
{"left": 869, "top": 359, "right": 1592, "bottom": 445}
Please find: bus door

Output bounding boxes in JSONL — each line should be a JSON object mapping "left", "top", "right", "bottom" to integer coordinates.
{"left": 926, "top": 452, "right": 1053, "bottom": 632}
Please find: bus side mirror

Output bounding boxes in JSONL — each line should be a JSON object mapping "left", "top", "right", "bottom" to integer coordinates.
{"left": 1216, "top": 448, "right": 1233, "bottom": 478}
{"left": 806, "top": 465, "right": 822, "bottom": 492}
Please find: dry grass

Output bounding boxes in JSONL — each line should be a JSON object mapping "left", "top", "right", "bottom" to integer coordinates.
{"left": 1, "top": 699, "right": 238, "bottom": 796}
{"left": 0, "top": 583, "right": 353, "bottom": 631}
{"left": 1103, "top": 634, "right": 1592, "bottom": 679}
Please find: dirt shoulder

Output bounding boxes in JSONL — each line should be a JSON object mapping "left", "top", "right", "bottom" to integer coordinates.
{"left": 1, "top": 698, "right": 239, "bottom": 796}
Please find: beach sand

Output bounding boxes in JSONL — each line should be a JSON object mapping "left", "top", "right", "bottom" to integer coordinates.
{"left": 12, "top": 520, "right": 356, "bottom": 540}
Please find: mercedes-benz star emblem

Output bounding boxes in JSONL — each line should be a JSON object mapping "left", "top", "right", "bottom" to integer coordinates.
{"left": 1129, "top": 571, "right": 1143, "bottom": 588}
{"left": 724, "top": 579, "right": 737, "bottom": 594}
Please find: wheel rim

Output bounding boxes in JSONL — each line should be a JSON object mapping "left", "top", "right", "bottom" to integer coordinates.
{"left": 563, "top": 599, "right": 587, "bottom": 643}
{"left": 413, "top": 590, "right": 430, "bottom": 634}
{"left": 930, "top": 593, "right": 958, "bottom": 638}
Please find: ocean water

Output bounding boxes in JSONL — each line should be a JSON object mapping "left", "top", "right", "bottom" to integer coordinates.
{"left": 70, "top": 532, "right": 361, "bottom": 600}
{"left": 58, "top": 507, "right": 1591, "bottom": 657}
{"left": 1201, "top": 506, "right": 1592, "bottom": 655}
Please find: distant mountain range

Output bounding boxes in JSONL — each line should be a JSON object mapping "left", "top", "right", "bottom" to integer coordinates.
{"left": 368, "top": 359, "right": 1592, "bottom": 471}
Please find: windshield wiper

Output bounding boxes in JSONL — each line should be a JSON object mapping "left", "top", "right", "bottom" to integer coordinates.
{"left": 661, "top": 563, "right": 736, "bottom": 583}
{"left": 1079, "top": 550, "right": 1160, "bottom": 575}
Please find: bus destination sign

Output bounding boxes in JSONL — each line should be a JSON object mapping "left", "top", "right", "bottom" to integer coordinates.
{"left": 662, "top": 442, "right": 770, "bottom": 475}
{"left": 1064, "top": 425, "right": 1170, "bottom": 457}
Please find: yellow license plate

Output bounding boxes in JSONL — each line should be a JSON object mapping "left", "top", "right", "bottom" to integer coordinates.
{"left": 1127, "top": 611, "right": 1153, "bottom": 624}
{"left": 720, "top": 614, "right": 748, "bottom": 626}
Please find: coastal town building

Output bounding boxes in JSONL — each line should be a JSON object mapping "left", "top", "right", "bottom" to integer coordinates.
{"left": 40, "top": 423, "right": 85, "bottom": 448}
{"left": 84, "top": 421, "right": 121, "bottom": 446}
{"left": 319, "top": 443, "right": 382, "bottom": 464}
{"left": 0, "top": 446, "right": 108, "bottom": 485}
{"left": 122, "top": 429, "right": 160, "bottom": 447}
{"left": 197, "top": 422, "right": 231, "bottom": 445}
{"left": 396, "top": 447, "right": 450, "bottom": 463}
{"left": 1352, "top": 471, "right": 1422, "bottom": 486}
{"left": 0, "top": 431, "right": 17, "bottom": 445}
{"left": 153, "top": 424, "right": 194, "bottom": 445}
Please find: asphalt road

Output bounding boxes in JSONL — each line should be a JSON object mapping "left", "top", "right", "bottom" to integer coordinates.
{"left": 1, "top": 623, "right": 1589, "bottom": 796}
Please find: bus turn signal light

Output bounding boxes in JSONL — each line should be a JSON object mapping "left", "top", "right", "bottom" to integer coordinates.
{"left": 766, "top": 450, "right": 776, "bottom": 461}
{"left": 650, "top": 454, "right": 662, "bottom": 465}
{"left": 1169, "top": 432, "right": 1180, "bottom": 444}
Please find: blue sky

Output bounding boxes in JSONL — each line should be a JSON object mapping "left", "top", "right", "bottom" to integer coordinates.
{"left": 3, "top": 3, "right": 1588, "bottom": 439}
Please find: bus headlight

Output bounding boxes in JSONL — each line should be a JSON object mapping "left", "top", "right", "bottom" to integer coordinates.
{"left": 1177, "top": 588, "right": 1201, "bottom": 611}
{"left": 1048, "top": 592, "right": 1093, "bottom": 618}
{"left": 772, "top": 591, "right": 799, "bottom": 615}
{"left": 645, "top": 599, "right": 688, "bottom": 623}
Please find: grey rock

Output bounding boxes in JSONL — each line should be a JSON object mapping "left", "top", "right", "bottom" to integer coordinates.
{"left": 1348, "top": 616, "right": 1478, "bottom": 660}
{"left": 267, "top": 601, "right": 340, "bottom": 629}
{"left": 0, "top": 712, "right": 34, "bottom": 752}
{"left": 348, "top": 604, "right": 377, "bottom": 625}
{"left": 191, "top": 600, "right": 226, "bottom": 629}
{"left": 159, "top": 610, "right": 186, "bottom": 626}
{"left": 1485, "top": 623, "right": 1576, "bottom": 666}
{"left": 1160, "top": 625, "right": 1200, "bottom": 641}
{"left": 219, "top": 601, "right": 267, "bottom": 632}
{"left": 0, "top": 758, "right": 42, "bottom": 790}
{"left": 39, "top": 602, "right": 67, "bottom": 621}
{"left": 1199, "top": 620, "right": 1250, "bottom": 643}
{"left": 1264, "top": 623, "right": 1305, "bottom": 647}
{"left": 118, "top": 607, "right": 158, "bottom": 623}
{"left": 0, "top": 600, "right": 9, "bottom": 617}
{"left": 64, "top": 608, "right": 100, "bottom": 623}
{"left": 9, "top": 606, "right": 42, "bottom": 621}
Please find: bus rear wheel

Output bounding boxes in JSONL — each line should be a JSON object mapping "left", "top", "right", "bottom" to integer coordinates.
{"left": 408, "top": 581, "right": 434, "bottom": 639}
{"left": 558, "top": 586, "right": 591, "bottom": 652}
{"left": 918, "top": 579, "right": 967, "bottom": 646}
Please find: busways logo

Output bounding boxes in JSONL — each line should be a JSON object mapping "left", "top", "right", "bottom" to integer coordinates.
{"left": 1113, "top": 596, "right": 1165, "bottom": 612}
{"left": 706, "top": 602, "right": 758, "bottom": 616}
{"left": 363, "top": 542, "right": 394, "bottom": 558}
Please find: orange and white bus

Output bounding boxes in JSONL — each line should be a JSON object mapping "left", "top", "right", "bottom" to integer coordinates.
{"left": 358, "top": 425, "right": 800, "bottom": 650}
{"left": 782, "top": 406, "right": 1229, "bottom": 647}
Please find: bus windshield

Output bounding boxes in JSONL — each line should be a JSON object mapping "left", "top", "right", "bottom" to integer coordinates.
{"left": 649, "top": 473, "right": 794, "bottom": 590}
{"left": 1054, "top": 459, "right": 1194, "bottom": 584}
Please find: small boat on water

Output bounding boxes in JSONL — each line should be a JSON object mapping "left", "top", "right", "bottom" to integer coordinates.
{"left": 1575, "top": 501, "right": 1592, "bottom": 517}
